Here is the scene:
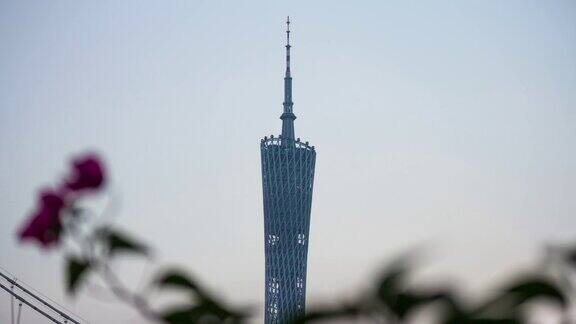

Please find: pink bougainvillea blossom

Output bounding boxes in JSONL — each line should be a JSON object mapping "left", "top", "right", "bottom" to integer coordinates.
{"left": 66, "top": 153, "right": 105, "bottom": 191}
{"left": 18, "top": 153, "right": 106, "bottom": 249}
{"left": 18, "top": 189, "right": 66, "bottom": 248}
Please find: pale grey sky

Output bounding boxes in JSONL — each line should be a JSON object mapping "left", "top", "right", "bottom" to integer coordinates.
{"left": 1, "top": 1, "right": 575, "bottom": 323}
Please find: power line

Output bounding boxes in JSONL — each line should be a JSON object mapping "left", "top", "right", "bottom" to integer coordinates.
{"left": 0, "top": 268, "right": 82, "bottom": 324}
{"left": 0, "top": 265, "right": 88, "bottom": 323}
{"left": 0, "top": 282, "right": 63, "bottom": 324}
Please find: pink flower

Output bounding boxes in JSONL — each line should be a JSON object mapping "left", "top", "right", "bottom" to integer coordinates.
{"left": 66, "top": 153, "right": 105, "bottom": 191}
{"left": 18, "top": 153, "right": 106, "bottom": 249}
{"left": 18, "top": 189, "right": 65, "bottom": 248}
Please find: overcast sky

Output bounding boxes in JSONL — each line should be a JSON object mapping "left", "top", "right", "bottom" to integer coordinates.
{"left": 1, "top": 1, "right": 575, "bottom": 323}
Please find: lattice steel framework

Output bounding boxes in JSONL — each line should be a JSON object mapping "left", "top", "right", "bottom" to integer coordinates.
{"left": 260, "top": 17, "right": 317, "bottom": 323}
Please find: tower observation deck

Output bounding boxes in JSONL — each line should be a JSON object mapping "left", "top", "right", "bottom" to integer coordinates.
{"left": 260, "top": 17, "right": 317, "bottom": 323}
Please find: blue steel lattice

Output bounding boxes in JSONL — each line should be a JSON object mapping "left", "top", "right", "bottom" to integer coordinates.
{"left": 261, "top": 137, "right": 316, "bottom": 323}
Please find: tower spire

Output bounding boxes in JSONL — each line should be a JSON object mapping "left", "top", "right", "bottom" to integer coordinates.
{"left": 285, "top": 16, "right": 291, "bottom": 77}
{"left": 281, "top": 16, "right": 296, "bottom": 143}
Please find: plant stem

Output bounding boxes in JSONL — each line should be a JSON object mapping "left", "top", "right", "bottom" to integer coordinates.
{"left": 98, "top": 262, "right": 161, "bottom": 322}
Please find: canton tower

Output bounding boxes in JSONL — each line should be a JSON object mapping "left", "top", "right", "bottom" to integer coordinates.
{"left": 260, "top": 17, "right": 317, "bottom": 323}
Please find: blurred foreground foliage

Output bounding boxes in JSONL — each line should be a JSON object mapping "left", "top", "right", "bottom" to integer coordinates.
{"left": 295, "top": 252, "right": 574, "bottom": 324}
{"left": 17, "top": 153, "right": 576, "bottom": 323}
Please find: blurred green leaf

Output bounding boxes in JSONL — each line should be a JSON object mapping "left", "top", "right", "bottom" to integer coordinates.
{"left": 566, "top": 248, "right": 576, "bottom": 267}
{"left": 444, "top": 318, "right": 520, "bottom": 324}
{"left": 95, "top": 227, "right": 148, "bottom": 256}
{"left": 391, "top": 291, "right": 449, "bottom": 319}
{"left": 292, "top": 305, "right": 359, "bottom": 323}
{"left": 504, "top": 278, "right": 566, "bottom": 306}
{"left": 155, "top": 269, "right": 245, "bottom": 322}
{"left": 469, "top": 277, "right": 566, "bottom": 321}
{"left": 376, "top": 262, "right": 408, "bottom": 304}
{"left": 161, "top": 302, "right": 240, "bottom": 324}
{"left": 66, "top": 256, "right": 90, "bottom": 295}
{"left": 375, "top": 259, "right": 456, "bottom": 319}
{"left": 155, "top": 269, "right": 200, "bottom": 292}
{"left": 162, "top": 306, "right": 199, "bottom": 324}
{"left": 162, "top": 306, "right": 197, "bottom": 324}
